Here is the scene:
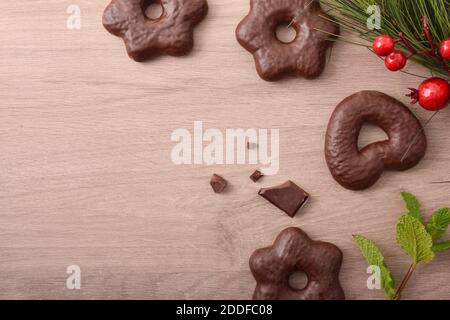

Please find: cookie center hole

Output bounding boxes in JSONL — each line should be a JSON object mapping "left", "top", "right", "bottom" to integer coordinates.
{"left": 275, "top": 23, "right": 297, "bottom": 44}
{"left": 144, "top": 1, "right": 163, "bottom": 20}
{"left": 288, "top": 270, "right": 308, "bottom": 290}
{"left": 358, "top": 124, "right": 389, "bottom": 151}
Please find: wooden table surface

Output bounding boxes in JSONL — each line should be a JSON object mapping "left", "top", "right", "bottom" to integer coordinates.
{"left": 1, "top": 0, "right": 450, "bottom": 300}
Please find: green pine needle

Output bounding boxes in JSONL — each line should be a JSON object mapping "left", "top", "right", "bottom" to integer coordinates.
{"left": 321, "top": 0, "right": 450, "bottom": 79}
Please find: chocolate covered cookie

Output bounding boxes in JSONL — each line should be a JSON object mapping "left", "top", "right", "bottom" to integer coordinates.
{"left": 250, "top": 227, "right": 345, "bottom": 300}
{"left": 325, "top": 91, "right": 427, "bottom": 191}
{"left": 103, "top": 0, "right": 208, "bottom": 61}
{"left": 236, "top": 0, "right": 339, "bottom": 81}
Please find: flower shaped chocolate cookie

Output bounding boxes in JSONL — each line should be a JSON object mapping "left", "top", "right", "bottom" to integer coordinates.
{"left": 103, "top": 0, "right": 208, "bottom": 61}
{"left": 250, "top": 227, "right": 345, "bottom": 300}
{"left": 236, "top": 0, "right": 339, "bottom": 81}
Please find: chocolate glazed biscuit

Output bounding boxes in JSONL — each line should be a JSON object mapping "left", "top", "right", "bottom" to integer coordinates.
{"left": 250, "top": 227, "right": 345, "bottom": 300}
{"left": 325, "top": 91, "right": 427, "bottom": 191}
{"left": 103, "top": 0, "right": 208, "bottom": 61}
{"left": 236, "top": 0, "right": 339, "bottom": 81}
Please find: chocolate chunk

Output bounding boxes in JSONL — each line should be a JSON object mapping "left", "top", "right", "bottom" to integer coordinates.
{"left": 250, "top": 227, "right": 345, "bottom": 300}
{"left": 258, "top": 181, "right": 309, "bottom": 217}
{"left": 236, "top": 0, "right": 339, "bottom": 81}
{"left": 250, "top": 170, "right": 263, "bottom": 183}
{"left": 325, "top": 91, "right": 427, "bottom": 190}
{"left": 210, "top": 174, "right": 227, "bottom": 194}
{"left": 247, "top": 141, "right": 258, "bottom": 150}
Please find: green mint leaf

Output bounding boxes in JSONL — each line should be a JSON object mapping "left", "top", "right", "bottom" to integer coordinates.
{"left": 401, "top": 192, "right": 423, "bottom": 223}
{"left": 353, "top": 234, "right": 396, "bottom": 300}
{"left": 396, "top": 215, "right": 435, "bottom": 264}
{"left": 426, "top": 208, "right": 450, "bottom": 240}
{"left": 432, "top": 241, "right": 450, "bottom": 252}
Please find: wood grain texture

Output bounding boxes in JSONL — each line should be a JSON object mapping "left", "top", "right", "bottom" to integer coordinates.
{"left": 1, "top": 0, "right": 450, "bottom": 300}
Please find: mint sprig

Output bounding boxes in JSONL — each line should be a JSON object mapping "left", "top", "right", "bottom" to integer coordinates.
{"left": 354, "top": 192, "right": 450, "bottom": 300}
{"left": 426, "top": 208, "right": 450, "bottom": 240}
{"left": 396, "top": 215, "right": 435, "bottom": 264}
{"left": 353, "top": 235, "right": 396, "bottom": 299}
{"left": 401, "top": 192, "right": 423, "bottom": 223}
{"left": 432, "top": 241, "right": 450, "bottom": 252}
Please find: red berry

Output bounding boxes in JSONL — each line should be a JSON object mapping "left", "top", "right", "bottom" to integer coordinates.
{"left": 384, "top": 51, "right": 407, "bottom": 71}
{"left": 440, "top": 38, "right": 450, "bottom": 59}
{"left": 408, "top": 78, "right": 450, "bottom": 111}
{"left": 372, "top": 35, "right": 395, "bottom": 56}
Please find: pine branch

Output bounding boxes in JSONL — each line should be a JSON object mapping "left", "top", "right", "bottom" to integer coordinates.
{"left": 321, "top": 0, "right": 450, "bottom": 79}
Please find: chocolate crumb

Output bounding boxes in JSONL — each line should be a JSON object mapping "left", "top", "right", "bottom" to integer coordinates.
{"left": 247, "top": 141, "right": 258, "bottom": 150}
{"left": 258, "top": 181, "right": 309, "bottom": 217}
{"left": 250, "top": 170, "right": 263, "bottom": 182}
{"left": 210, "top": 174, "right": 227, "bottom": 194}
